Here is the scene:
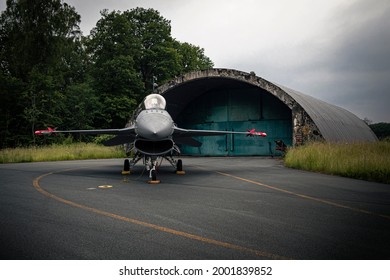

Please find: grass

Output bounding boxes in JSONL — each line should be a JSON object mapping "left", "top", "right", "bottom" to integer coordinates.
{"left": 2, "top": 141, "right": 389, "bottom": 184}
{"left": 284, "top": 141, "right": 390, "bottom": 184}
{"left": 0, "top": 143, "right": 125, "bottom": 163}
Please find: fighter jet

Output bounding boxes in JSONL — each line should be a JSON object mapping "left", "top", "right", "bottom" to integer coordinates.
{"left": 35, "top": 94, "right": 267, "bottom": 183}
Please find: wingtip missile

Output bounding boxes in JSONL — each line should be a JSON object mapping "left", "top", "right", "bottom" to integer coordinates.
{"left": 34, "top": 127, "right": 56, "bottom": 135}
{"left": 246, "top": 129, "right": 267, "bottom": 137}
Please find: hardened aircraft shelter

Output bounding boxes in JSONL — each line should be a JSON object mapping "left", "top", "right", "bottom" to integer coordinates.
{"left": 154, "top": 69, "right": 377, "bottom": 156}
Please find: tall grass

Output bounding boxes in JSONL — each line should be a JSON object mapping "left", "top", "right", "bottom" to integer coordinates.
{"left": 284, "top": 141, "right": 390, "bottom": 184}
{"left": 0, "top": 143, "right": 125, "bottom": 163}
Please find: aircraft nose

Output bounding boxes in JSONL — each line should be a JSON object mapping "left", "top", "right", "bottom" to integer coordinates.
{"left": 145, "top": 121, "right": 162, "bottom": 137}
{"left": 135, "top": 111, "right": 173, "bottom": 139}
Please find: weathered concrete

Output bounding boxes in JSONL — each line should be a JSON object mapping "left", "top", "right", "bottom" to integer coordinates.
{"left": 154, "top": 68, "right": 377, "bottom": 145}
{"left": 155, "top": 69, "right": 320, "bottom": 145}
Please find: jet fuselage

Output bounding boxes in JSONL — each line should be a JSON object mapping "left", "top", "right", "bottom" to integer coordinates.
{"left": 135, "top": 109, "right": 174, "bottom": 140}
{"left": 134, "top": 109, "right": 176, "bottom": 156}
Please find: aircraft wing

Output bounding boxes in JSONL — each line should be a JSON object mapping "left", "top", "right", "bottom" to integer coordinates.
{"left": 172, "top": 126, "right": 266, "bottom": 147}
{"left": 55, "top": 127, "right": 135, "bottom": 135}
{"left": 173, "top": 127, "right": 264, "bottom": 137}
{"left": 35, "top": 126, "right": 137, "bottom": 146}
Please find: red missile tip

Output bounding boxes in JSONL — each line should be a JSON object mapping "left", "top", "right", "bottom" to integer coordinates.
{"left": 34, "top": 127, "right": 56, "bottom": 135}
{"left": 247, "top": 129, "right": 267, "bottom": 137}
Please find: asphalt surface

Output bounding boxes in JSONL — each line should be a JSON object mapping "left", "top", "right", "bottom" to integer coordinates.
{"left": 0, "top": 157, "right": 389, "bottom": 260}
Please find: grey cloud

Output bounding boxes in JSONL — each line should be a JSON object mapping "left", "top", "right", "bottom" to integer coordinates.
{"left": 282, "top": 0, "right": 390, "bottom": 122}
{"left": 328, "top": 1, "right": 390, "bottom": 73}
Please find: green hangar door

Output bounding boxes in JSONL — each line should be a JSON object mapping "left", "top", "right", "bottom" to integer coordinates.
{"left": 176, "top": 87, "right": 292, "bottom": 156}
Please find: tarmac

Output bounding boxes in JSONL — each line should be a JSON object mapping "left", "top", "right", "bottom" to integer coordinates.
{"left": 0, "top": 157, "right": 389, "bottom": 259}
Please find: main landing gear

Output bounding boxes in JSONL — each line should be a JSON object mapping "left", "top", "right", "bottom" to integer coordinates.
{"left": 175, "top": 159, "right": 185, "bottom": 175}
{"left": 121, "top": 159, "right": 131, "bottom": 175}
{"left": 121, "top": 154, "right": 185, "bottom": 184}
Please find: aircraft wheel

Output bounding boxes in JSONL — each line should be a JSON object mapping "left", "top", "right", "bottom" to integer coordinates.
{"left": 148, "top": 170, "right": 161, "bottom": 184}
{"left": 176, "top": 159, "right": 185, "bottom": 175}
{"left": 177, "top": 159, "right": 183, "bottom": 171}
{"left": 151, "top": 170, "right": 157, "bottom": 181}
{"left": 122, "top": 159, "right": 131, "bottom": 175}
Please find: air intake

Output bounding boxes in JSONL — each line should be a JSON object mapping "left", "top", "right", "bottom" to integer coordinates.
{"left": 134, "top": 139, "right": 174, "bottom": 156}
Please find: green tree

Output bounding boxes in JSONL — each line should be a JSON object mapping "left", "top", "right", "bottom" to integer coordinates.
{"left": 95, "top": 55, "right": 142, "bottom": 128}
{"left": 174, "top": 41, "right": 214, "bottom": 73}
{"left": 0, "top": 72, "right": 25, "bottom": 147}
{"left": 87, "top": 8, "right": 179, "bottom": 128}
{"left": 87, "top": 10, "right": 143, "bottom": 128}
{"left": 0, "top": 0, "right": 82, "bottom": 146}
{"left": 370, "top": 123, "right": 390, "bottom": 140}
{"left": 0, "top": 4, "right": 214, "bottom": 147}
{"left": 86, "top": 7, "right": 214, "bottom": 129}
{"left": 0, "top": 0, "right": 81, "bottom": 79}
{"left": 125, "top": 8, "right": 181, "bottom": 90}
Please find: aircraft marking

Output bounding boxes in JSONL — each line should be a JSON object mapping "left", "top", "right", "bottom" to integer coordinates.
{"left": 33, "top": 170, "right": 290, "bottom": 260}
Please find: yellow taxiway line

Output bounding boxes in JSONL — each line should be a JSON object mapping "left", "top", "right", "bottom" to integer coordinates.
{"left": 33, "top": 171, "right": 290, "bottom": 260}
{"left": 216, "top": 171, "right": 390, "bottom": 221}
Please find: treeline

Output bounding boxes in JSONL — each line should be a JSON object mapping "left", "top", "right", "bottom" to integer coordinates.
{"left": 369, "top": 123, "right": 390, "bottom": 140}
{"left": 0, "top": 0, "right": 213, "bottom": 148}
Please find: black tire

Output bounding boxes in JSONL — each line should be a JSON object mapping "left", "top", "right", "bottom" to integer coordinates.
{"left": 176, "top": 159, "right": 183, "bottom": 172}
{"left": 151, "top": 169, "right": 157, "bottom": 181}
{"left": 123, "top": 159, "right": 130, "bottom": 171}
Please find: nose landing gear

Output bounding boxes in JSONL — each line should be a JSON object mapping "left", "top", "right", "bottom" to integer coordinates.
{"left": 146, "top": 157, "right": 161, "bottom": 184}
{"left": 148, "top": 166, "right": 160, "bottom": 184}
{"left": 121, "top": 154, "right": 185, "bottom": 184}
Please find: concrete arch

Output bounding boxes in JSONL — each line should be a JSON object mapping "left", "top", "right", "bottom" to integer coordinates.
{"left": 154, "top": 68, "right": 377, "bottom": 149}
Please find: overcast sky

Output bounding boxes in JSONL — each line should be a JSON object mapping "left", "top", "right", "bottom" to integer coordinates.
{"left": 1, "top": 0, "right": 389, "bottom": 122}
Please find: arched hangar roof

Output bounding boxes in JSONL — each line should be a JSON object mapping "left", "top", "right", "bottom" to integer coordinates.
{"left": 155, "top": 68, "right": 377, "bottom": 144}
{"left": 277, "top": 84, "right": 378, "bottom": 143}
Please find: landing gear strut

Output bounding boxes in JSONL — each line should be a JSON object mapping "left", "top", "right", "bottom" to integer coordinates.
{"left": 150, "top": 169, "right": 158, "bottom": 182}
{"left": 146, "top": 157, "right": 161, "bottom": 184}
{"left": 121, "top": 153, "right": 185, "bottom": 183}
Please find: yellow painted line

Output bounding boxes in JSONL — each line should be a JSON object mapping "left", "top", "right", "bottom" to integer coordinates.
{"left": 97, "top": 185, "right": 113, "bottom": 189}
{"left": 216, "top": 171, "right": 390, "bottom": 221}
{"left": 33, "top": 171, "right": 290, "bottom": 260}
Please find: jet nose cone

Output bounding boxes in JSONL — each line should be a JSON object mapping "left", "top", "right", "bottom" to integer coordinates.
{"left": 143, "top": 121, "right": 171, "bottom": 139}
{"left": 145, "top": 122, "right": 160, "bottom": 137}
{"left": 135, "top": 110, "right": 174, "bottom": 139}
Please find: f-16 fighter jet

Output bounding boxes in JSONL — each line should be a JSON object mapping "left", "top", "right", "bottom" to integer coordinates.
{"left": 36, "top": 94, "right": 266, "bottom": 183}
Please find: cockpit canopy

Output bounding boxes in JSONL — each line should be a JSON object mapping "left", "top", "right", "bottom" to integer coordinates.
{"left": 143, "top": 94, "right": 166, "bottom": 110}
